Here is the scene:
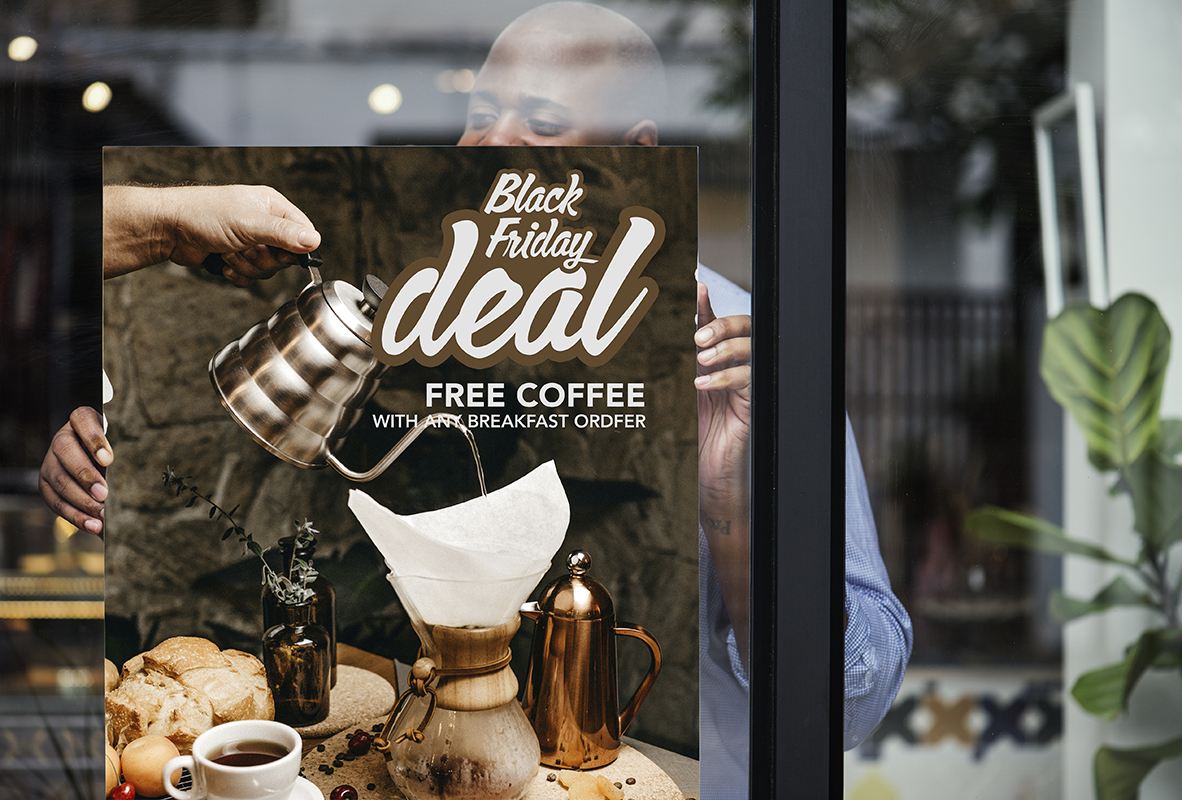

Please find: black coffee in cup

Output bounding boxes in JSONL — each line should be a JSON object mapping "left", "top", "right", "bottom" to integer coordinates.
{"left": 209, "top": 740, "right": 290, "bottom": 768}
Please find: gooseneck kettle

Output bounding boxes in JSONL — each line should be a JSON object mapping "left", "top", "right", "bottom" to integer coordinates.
{"left": 209, "top": 255, "right": 466, "bottom": 482}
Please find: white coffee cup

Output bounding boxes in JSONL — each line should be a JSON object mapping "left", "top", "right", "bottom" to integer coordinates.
{"left": 163, "top": 720, "right": 302, "bottom": 800}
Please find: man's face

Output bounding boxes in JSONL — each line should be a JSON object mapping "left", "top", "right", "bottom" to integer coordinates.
{"left": 457, "top": 27, "right": 650, "bottom": 146}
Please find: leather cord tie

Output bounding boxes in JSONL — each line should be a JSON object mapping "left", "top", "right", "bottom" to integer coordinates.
{"left": 374, "top": 649, "right": 513, "bottom": 751}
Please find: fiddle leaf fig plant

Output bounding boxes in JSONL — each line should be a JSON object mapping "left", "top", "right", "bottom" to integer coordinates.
{"left": 967, "top": 293, "right": 1182, "bottom": 800}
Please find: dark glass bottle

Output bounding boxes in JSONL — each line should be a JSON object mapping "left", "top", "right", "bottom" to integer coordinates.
{"left": 262, "top": 601, "right": 331, "bottom": 726}
{"left": 262, "top": 536, "right": 337, "bottom": 686}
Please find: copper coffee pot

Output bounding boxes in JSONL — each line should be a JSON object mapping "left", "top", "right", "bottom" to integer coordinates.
{"left": 520, "top": 550, "right": 662, "bottom": 770}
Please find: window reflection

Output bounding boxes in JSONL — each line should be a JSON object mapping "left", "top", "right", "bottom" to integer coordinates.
{"left": 848, "top": 1, "right": 1182, "bottom": 797}
{"left": 2, "top": 2, "right": 754, "bottom": 797}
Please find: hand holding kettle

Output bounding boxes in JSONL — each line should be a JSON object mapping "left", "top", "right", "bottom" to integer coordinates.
{"left": 103, "top": 184, "right": 321, "bottom": 285}
{"left": 40, "top": 184, "right": 321, "bottom": 536}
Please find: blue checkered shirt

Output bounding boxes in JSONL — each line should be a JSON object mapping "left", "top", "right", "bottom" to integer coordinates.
{"left": 697, "top": 266, "right": 912, "bottom": 798}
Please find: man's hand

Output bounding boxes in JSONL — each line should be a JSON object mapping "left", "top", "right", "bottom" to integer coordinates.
{"left": 695, "top": 281, "right": 751, "bottom": 514}
{"left": 39, "top": 407, "right": 112, "bottom": 535}
{"left": 695, "top": 281, "right": 752, "bottom": 669}
{"left": 104, "top": 185, "right": 321, "bottom": 286}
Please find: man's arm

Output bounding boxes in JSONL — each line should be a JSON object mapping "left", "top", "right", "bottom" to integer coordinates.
{"left": 843, "top": 417, "right": 913, "bottom": 749}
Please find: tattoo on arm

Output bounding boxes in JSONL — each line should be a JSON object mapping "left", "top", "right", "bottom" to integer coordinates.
{"left": 704, "top": 516, "right": 732, "bottom": 535}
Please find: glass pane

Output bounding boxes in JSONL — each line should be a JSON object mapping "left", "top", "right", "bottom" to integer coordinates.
{"left": 846, "top": 1, "right": 1182, "bottom": 798}
{"left": 5, "top": 2, "right": 755, "bottom": 796}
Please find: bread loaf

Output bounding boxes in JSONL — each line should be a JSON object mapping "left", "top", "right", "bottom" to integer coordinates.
{"left": 106, "top": 636, "right": 274, "bottom": 753}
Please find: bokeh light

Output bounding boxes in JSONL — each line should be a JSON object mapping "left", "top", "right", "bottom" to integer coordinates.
{"left": 368, "top": 83, "right": 403, "bottom": 114}
{"left": 7, "top": 35, "right": 38, "bottom": 62}
{"left": 82, "top": 81, "right": 112, "bottom": 112}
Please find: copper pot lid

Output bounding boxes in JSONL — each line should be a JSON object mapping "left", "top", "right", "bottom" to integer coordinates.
{"left": 535, "top": 550, "right": 615, "bottom": 621}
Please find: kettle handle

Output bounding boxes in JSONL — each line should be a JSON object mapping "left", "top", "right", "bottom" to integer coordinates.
{"left": 202, "top": 250, "right": 323, "bottom": 279}
{"left": 614, "top": 622, "right": 662, "bottom": 735}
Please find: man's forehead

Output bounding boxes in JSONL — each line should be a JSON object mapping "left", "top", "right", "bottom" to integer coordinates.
{"left": 485, "top": 23, "right": 631, "bottom": 73}
{"left": 473, "top": 55, "right": 626, "bottom": 111}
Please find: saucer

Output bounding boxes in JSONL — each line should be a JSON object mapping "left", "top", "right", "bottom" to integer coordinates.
{"left": 291, "top": 777, "right": 325, "bottom": 799}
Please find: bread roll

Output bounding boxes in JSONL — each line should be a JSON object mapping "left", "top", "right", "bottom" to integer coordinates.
{"left": 106, "top": 636, "right": 274, "bottom": 753}
{"left": 180, "top": 649, "right": 272, "bottom": 723}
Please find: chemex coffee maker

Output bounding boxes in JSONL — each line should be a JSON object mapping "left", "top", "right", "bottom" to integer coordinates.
{"left": 368, "top": 552, "right": 662, "bottom": 800}
{"left": 208, "top": 254, "right": 483, "bottom": 488}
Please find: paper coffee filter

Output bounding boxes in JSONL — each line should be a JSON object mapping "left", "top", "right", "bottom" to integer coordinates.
{"left": 348, "top": 461, "right": 569, "bottom": 626}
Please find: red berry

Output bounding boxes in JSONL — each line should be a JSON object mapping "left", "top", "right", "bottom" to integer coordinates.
{"left": 347, "top": 731, "right": 372, "bottom": 755}
{"left": 111, "top": 783, "right": 136, "bottom": 800}
{"left": 330, "top": 786, "right": 358, "bottom": 800}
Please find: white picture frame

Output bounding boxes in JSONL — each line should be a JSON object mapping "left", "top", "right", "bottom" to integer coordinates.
{"left": 1034, "top": 83, "right": 1109, "bottom": 318}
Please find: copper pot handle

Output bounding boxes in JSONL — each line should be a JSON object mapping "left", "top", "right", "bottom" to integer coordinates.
{"left": 614, "top": 622, "right": 661, "bottom": 735}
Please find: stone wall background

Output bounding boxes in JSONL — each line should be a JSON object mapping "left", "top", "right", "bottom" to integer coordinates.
{"left": 102, "top": 146, "right": 699, "bottom": 754}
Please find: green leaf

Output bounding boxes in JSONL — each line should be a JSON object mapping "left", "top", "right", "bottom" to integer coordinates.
{"left": 1151, "top": 632, "right": 1182, "bottom": 669}
{"left": 1157, "top": 418, "right": 1182, "bottom": 460}
{"left": 1095, "top": 736, "right": 1182, "bottom": 800}
{"left": 1071, "top": 630, "right": 1167, "bottom": 718}
{"left": 1041, "top": 293, "right": 1171, "bottom": 470}
{"left": 1122, "top": 630, "right": 1166, "bottom": 708}
{"left": 966, "top": 506, "right": 1137, "bottom": 567}
{"left": 221, "top": 527, "right": 235, "bottom": 541}
{"left": 1050, "top": 576, "right": 1155, "bottom": 623}
{"left": 1121, "top": 452, "right": 1182, "bottom": 549}
{"left": 1073, "top": 661, "right": 1130, "bottom": 719}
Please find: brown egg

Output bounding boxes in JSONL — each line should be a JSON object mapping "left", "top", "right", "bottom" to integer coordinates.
{"left": 104, "top": 743, "right": 120, "bottom": 797}
{"left": 121, "top": 735, "right": 179, "bottom": 797}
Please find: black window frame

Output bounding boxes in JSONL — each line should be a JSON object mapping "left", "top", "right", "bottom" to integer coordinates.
{"left": 749, "top": 1, "right": 845, "bottom": 796}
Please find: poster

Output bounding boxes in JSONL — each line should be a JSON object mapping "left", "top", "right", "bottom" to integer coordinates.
{"left": 102, "top": 146, "right": 698, "bottom": 798}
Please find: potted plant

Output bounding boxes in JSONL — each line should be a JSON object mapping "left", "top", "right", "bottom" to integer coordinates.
{"left": 967, "top": 293, "right": 1182, "bottom": 799}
